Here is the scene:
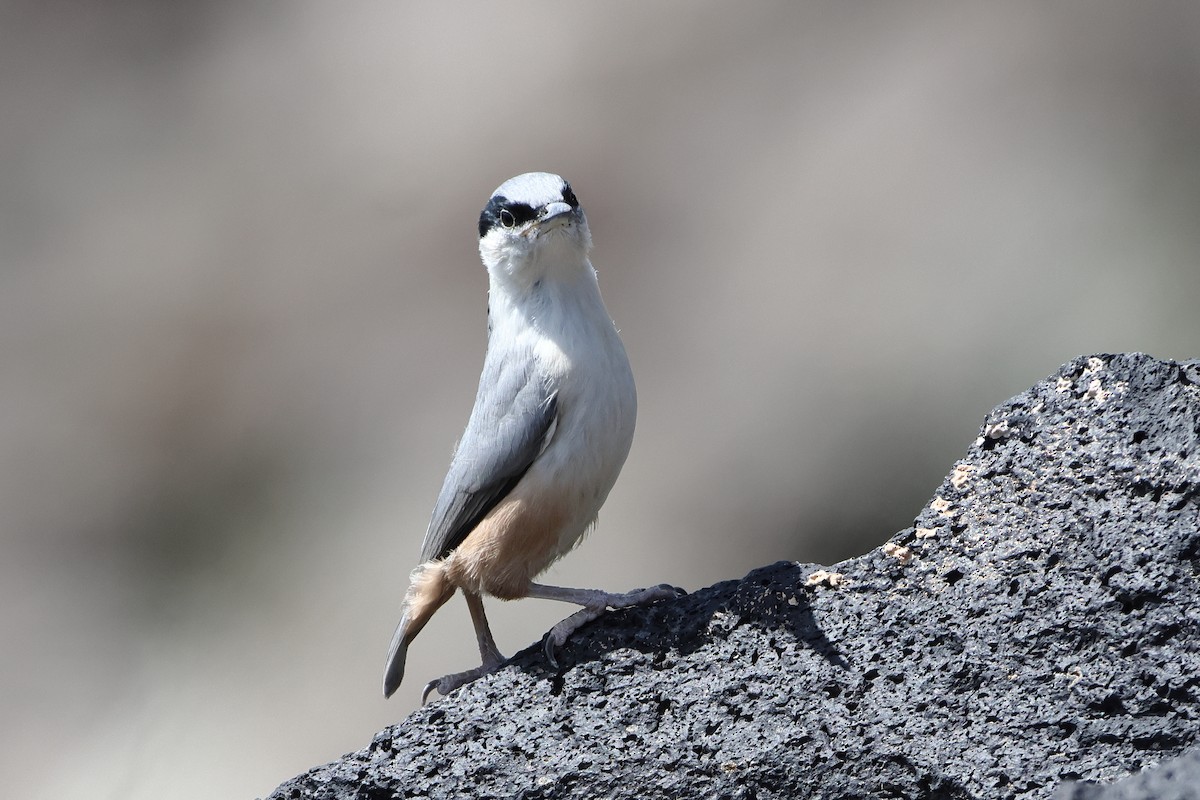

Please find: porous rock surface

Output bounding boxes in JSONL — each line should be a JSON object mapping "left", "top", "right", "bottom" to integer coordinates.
{"left": 268, "top": 353, "right": 1200, "bottom": 799}
{"left": 1054, "top": 746, "right": 1200, "bottom": 799}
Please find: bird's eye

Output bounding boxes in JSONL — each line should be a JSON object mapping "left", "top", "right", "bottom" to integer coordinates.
{"left": 561, "top": 185, "right": 578, "bottom": 208}
{"left": 498, "top": 203, "right": 536, "bottom": 229}
{"left": 480, "top": 197, "right": 538, "bottom": 237}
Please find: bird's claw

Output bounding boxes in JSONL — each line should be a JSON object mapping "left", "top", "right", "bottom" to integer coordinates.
{"left": 540, "top": 606, "right": 606, "bottom": 669}
{"left": 420, "top": 661, "right": 501, "bottom": 704}
{"left": 542, "top": 631, "right": 561, "bottom": 670}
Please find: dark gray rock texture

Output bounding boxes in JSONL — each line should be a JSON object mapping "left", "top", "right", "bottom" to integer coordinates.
{"left": 268, "top": 353, "right": 1200, "bottom": 800}
{"left": 1054, "top": 747, "right": 1200, "bottom": 799}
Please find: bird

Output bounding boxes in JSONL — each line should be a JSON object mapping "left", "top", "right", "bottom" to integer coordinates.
{"left": 383, "top": 172, "right": 678, "bottom": 701}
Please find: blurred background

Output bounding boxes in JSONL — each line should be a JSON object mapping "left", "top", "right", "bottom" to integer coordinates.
{"left": 3, "top": 1, "right": 1199, "bottom": 797}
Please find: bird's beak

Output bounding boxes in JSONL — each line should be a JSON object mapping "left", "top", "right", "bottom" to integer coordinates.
{"left": 536, "top": 202, "right": 576, "bottom": 232}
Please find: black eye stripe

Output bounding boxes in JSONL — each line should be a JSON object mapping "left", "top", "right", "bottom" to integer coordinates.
{"left": 561, "top": 183, "right": 578, "bottom": 208}
{"left": 478, "top": 195, "right": 539, "bottom": 237}
{"left": 477, "top": 181, "right": 580, "bottom": 238}
{"left": 503, "top": 203, "right": 536, "bottom": 227}
{"left": 478, "top": 195, "right": 507, "bottom": 237}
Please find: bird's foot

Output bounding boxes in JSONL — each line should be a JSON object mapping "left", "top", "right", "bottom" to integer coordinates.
{"left": 421, "top": 652, "right": 507, "bottom": 704}
{"left": 542, "top": 583, "right": 685, "bottom": 668}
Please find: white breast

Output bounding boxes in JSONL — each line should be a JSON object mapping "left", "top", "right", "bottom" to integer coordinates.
{"left": 493, "top": 262, "right": 637, "bottom": 565}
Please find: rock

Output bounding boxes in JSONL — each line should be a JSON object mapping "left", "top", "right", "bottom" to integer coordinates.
{"left": 1054, "top": 747, "right": 1200, "bottom": 799}
{"left": 267, "top": 353, "right": 1200, "bottom": 799}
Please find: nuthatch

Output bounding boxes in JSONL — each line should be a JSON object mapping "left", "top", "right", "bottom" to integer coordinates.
{"left": 383, "top": 172, "right": 677, "bottom": 701}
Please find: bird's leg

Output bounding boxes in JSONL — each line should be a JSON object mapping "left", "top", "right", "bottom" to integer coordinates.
{"left": 466, "top": 590, "right": 506, "bottom": 670}
{"left": 526, "top": 582, "right": 682, "bottom": 667}
{"left": 421, "top": 591, "right": 507, "bottom": 703}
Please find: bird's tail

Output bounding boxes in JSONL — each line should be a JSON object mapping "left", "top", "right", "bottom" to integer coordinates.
{"left": 383, "top": 563, "right": 455, "bottom": 698}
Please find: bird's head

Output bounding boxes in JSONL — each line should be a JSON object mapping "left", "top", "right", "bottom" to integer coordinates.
{"left": 478, "top": 172, "right": 592, "bottom": 287}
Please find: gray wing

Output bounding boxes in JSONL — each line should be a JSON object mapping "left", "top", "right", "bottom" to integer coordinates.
{"left": 418, "top": 352, "right": 558, "bottom": 564}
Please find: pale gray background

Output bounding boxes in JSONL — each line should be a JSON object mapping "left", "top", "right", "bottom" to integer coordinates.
{"left": 3, "top": 2, "right": 1199, "bottom": 798}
